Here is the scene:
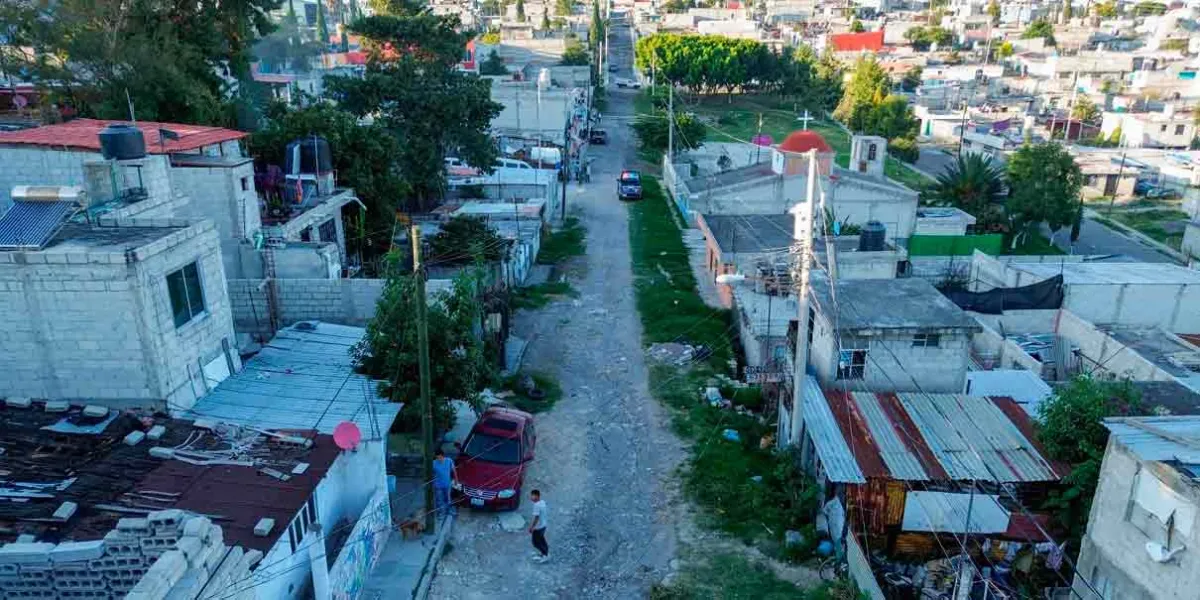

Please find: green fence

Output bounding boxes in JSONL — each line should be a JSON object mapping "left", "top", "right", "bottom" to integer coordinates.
{"left": 907, "top": 234, "right": 1004, "bottom": 256}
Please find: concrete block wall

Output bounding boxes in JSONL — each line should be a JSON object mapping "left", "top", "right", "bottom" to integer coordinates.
{"left": 170, "top": 163, "right": 262, "bottom": 279}
{"left": 809, "top": 312, "right": 972, "bottom": 393}
{"left": 0, "top": 147, "right": 101, "bottom": 210}
{"left": 0, "top": 221, "right": 237, "bottom": 411}
{"left": 0, "top": 511, "right": 255, "bottom": 600}
{"left": 81, "top": 158, "right": 173, "bottom": 210}
{"left": 227, "top": 278, "right": 384, "bottom": 335}
{"left": 280, "top": 194, "right": 349, "bottom": 272}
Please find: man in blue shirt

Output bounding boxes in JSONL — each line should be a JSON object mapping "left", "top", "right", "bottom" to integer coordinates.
{"left": 432, "top": 449, "right": 457, "bottom": 520}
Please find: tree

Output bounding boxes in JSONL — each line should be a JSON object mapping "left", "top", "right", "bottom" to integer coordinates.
{"left": 1022, "top": 18, "right": 1056, "bottom": 46}
{"left": 557, "top": 0, "right": 575, "bottom": 15}
{"left": 904, "top": 26, "right": 954, "bottom": 51}
{"left": 987, "top": 0, "right": 1001, "bottom": 25}
{"left": 428, "top": 216, "right": 509, "bottom": 264}
{"left": 317, "top": 2, "right": 330, "bottom": 47}
{"left": 662, "top": 0, "right": 694, "bottom": 12}
{"left": 814, "top": 47, "right": 844, "bottom": 113}
{"left": 326, "top": 9, "right": 502, "bottom": 211}
{"left": 541, "top": 10, "right": 551, "bottom": 30}
{"left": 900, "top": 66, "right": 923, "bottom": 92}
{"left": 479, "top": 49, "right": 509, "bottom": 75}
{"left": 850, "top": 19, "right": 865, "bottom": 33}
{"left": 590, "top": 1, "right": 606, "bottom": 49}
{"left": 888, "top": 137, "right": 919, "bottom": 163}
{"left": 1006, "top": 143, "right": 1083, "bottom": 242}
{"left": 928, "top": 153, "right": 1006, "bottom": 227}
{"left": 516, "top": 0, "right": 527, "bottom": 21}
{"left": 1062, "top": 0, "right": 1073, "bottom": 20}
{"left": 353, "top": 263, "right": 491, "bottom": 432}
{"left": 632, "top": 110, "right": 707, "bottom": 156}
{"left": 865, "top": 95, "right": 919, "bottom": 140}
{"left": 1093, "top": 0, "right": 1118, "bottom": 18}
{"left": 834, "top": 55, "right": 890, "bottom": 129}
{"left": 560, "top": 41, "right": 591, "bottom": 65}
{"left": 997, "top": 41, "right": 1015, "bottom": 58}
{"left": 1132, "top": 1, "right": 1166, "bottom": 16}
{"left": 1071, "top": 95, "right": 1100, "bottom": 123}
{"left": 1037, "top": 376, "right": 1142, "bottom": 538}
{"left": 0, "top": 0, "right": 281, "bottom": 127}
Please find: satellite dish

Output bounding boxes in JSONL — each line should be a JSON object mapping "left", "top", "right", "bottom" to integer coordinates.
{"left": 333, "top": 422, "right": 362, "bottom": 450}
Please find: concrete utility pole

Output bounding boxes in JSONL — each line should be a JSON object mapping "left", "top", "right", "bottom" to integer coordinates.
{"left": 411, "top": 224, "right": 435, "bottom": 532}
{"left": 787, "top": 149, "right": 817, "bottom": 447}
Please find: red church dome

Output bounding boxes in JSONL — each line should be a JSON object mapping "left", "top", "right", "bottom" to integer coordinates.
{"left": 777, "top": 130, "right": 832, "bottom": 154}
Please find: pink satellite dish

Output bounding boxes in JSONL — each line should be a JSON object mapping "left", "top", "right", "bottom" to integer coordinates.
{"left": 333, "top": 422, "right": 362, "bottom": 450}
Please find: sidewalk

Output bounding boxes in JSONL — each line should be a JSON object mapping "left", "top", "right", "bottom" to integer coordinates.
{"left": 360, "top": 512, "right": 454, "bottom": 600}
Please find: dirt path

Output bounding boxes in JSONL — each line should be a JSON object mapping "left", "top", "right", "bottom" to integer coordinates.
{"left": 429, "top": 82, "right": 689, "bottom": 599}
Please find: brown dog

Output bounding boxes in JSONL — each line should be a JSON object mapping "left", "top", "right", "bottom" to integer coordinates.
{"left": 397, "top": 516, "right": 426, "bottom": 540}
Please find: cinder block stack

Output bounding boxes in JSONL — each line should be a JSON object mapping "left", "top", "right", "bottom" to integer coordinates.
{"left": 0, "top": 510, "right": 256, "bottom": 600}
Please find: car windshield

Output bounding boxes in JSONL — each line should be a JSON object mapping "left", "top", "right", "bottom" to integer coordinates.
{"left": 463, "top": 433, "right": 521, "bottom": 464}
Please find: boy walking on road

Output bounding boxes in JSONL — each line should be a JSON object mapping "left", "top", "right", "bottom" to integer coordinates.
{"left": 432, "top": 449, "right": 456, "bottom": 520}
{"left": 528, "top": 489, "right": 550, "bottom": 562}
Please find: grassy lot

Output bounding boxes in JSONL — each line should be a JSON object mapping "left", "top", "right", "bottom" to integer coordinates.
{"left": 538, "top": 216, "right": 587, "bottom": 264}
{"left": 630, "top": 177, "right": 822, "bottom": 568}
{"left": 1103, "top": 209, "right": 1189, "bottom": 250}
{"left": 511, "top": 280, "right": 578, "bottom": 310}
{"left": 1005, "top": 231, "right": 1066, "bottom": 256}
{"left": 656, "top": 92, "right": 930, "bottom": 190}
{"left": 651, "top": 552, "right": 860, "bottom": 600}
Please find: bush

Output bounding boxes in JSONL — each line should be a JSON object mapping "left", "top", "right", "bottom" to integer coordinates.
{"left": 888, "top": 136, "right": 920, "bottom": 163}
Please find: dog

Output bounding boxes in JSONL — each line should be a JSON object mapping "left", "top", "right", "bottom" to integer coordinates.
{"left": 397, "top": 516, "right": 426, "bottom": 540}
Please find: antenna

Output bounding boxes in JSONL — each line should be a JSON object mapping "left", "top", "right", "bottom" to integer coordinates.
{"left": 125, "top": 89, "right": 136, "bottom": 123}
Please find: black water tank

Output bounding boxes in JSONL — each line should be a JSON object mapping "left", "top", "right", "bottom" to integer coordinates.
{"left": 98, "top": 124, "right": 146, "bottom": 160}
{"left": 859, "top": 221, "right": 886, "bottom": 252}
{"left": 285, "top": 137, "right": 333, "bottom": 175}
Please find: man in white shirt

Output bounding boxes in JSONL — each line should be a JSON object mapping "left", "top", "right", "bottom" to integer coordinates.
{"left": 528, "top": 489, "right": 550, "bottom": 562}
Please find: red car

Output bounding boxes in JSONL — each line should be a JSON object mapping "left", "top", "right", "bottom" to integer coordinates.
{"left": 452, "top": 406, "right": 536, "bottom": 511}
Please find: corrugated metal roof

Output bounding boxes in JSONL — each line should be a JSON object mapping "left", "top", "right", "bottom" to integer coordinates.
{"left": 902, "top": 491, "right": 1010, "bottom": 534}
{"left": 966, "top": 370, "right": 1053, "bottom": 417}
{"left": 1105, "top": 416, "right": 1200, "bottom": 464}
{"left": 898, "top": 393, "right": 1058, "bottom": 483}
{"left": 0, "top": 200, "right": 77, "bottom": 249}
{"left": 189, "top": 322, "right": 401, "bottom": 435}
{"left": 852, "top": 392, "right": 929, "bottom": 481}
{"left": 801, "top": 376, "right": 866, "bottom": 484}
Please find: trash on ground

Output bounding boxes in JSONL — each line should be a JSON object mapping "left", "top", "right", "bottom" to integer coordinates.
{"left": 721, "top": 429, "right": 740, "bottom": 442}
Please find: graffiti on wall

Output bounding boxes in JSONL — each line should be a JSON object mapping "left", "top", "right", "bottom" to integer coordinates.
{"left": 330, "top": 489, "right": 392, "bottom": 600}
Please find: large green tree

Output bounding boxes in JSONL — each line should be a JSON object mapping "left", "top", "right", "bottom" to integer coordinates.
{"left": 632, "top": 109, "right": 707, "bottom": 156}
{"left": 834, "top": 55, "right": 890, "bottom": 129}
{"left": 327, "top": 8, "right": 502, "bottom": 211}
{"left": 1022, "top": 18, "right": 1057, "bottom": 45}
{"left": 0, "top": 0, "right": 282, "bottom": 126}
{"left": 561, "top": 41, "right": 591, "bottom": 66}
{"left": 557, "top": 0, "right": 575, "bottom": 15}
{"left": 1071, "top": 96, "right": 1101, "bottom": 123}
{"left": 928, "top": 154, "right": 1006, "bottom": 228}
{"left": 1038, "top": 376, "right": 1142, "bottom": 538}
{"left": 1006, "top": 143, "right": 1083, "bottom": 244}
{"left": 248, "top": 100, "right": 409, "bottom": 261}
{"left": 904, "top": 26, "right": 954, "bottom": 51}
{"left": 353, "top": 263, "right": 491, "bottom": 431}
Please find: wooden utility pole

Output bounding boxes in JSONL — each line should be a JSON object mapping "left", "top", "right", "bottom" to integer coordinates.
{"left": 411, "top": 224, "right": 435, "bottom": 532}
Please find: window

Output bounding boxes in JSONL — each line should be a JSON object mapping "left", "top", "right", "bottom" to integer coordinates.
{"left": 299, "top": 227, "right": 312, "bottom": 242}
{"left": 1176, "top": 124, "right": 1187, "bottom": 136}
{"left": 166, "top": 263, "right": 205, "bottom": 328}
{"left": 1161, "top": 124, "right": 1169, "bottom": 133}
{"left": 837, "top": 337, "right": 868, "bottom": 380}
{"left": 912, "top": 333, "right": 941, "bottom": 348}
{"left": 318, "top": 219, "right": 337, "bottom": 243}
{"left": 240, "top": 176, "right": 249, "bottom": 191}
{"left": 867, "top": 143, "right": 877, "bottom": 161}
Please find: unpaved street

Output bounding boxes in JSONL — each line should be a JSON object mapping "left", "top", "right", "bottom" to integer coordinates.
{"left": 428, "top": 43, "right": 688, "bottom": 599}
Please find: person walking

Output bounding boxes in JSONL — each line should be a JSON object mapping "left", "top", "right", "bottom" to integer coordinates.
{"left": 432, "top": 449, "right": 457, "bottom": 521}
{"left": 528, "top": 489, "right": 550, "bottom": 563}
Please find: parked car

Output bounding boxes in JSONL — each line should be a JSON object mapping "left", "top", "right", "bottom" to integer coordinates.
{"left": 589, "top": 129, "right": 609, "bottom": 145}
{"left": 1148, "top": 187, "right": 1181, "bottom": 200}
{"left": 494, "top": 157, "right": 533, "bottom": 170}
{"left": 618, "top": 170, "right": 643, "bottom": 200}
{"left": 451, "top": 406, "right": 536, "bottom": 511}
{"left": 614, "top": 78, "right": 641, "bottom": 89}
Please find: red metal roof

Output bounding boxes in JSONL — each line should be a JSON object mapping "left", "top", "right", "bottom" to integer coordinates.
{"left": 0, "top": 118, "right": 247, "bottom": 154}
{"left": 1004, "top": 512, "right": 1052, "bottom": 541}
{"left": 135, "top": 433, "right": 341, "bottom": 553}
{"left": 876, "top": 393, "right": 949, "bottom": 480}
{"left": 777, "top": 130, "right": 833, "bottom": 153}
{"left": 829, "top": 30, "right": 885, "bottom": 53}
{"left": 825, "top": 390, "right": 889, "bottom": 479}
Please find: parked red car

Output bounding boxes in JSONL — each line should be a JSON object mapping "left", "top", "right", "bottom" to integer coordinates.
{"left": 452, "top": 406, "right": 536, "bottom": 511}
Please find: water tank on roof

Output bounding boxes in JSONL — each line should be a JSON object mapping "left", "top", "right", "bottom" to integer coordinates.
{"left": 285, "top": 137, "right": 333, "bottom": 176}
{"left": 859, "top": 221, "right": 886, "bottom": 252}
{"left": 98, "top": 124, "right": 146, "bottom": 160}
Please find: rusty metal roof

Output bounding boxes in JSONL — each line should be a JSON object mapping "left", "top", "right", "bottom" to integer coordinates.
{"left": 852, "top": 392, "right": 929, "bottom": 481}
{"left": 800, "top": 376, "right": 866, "bottom": 484}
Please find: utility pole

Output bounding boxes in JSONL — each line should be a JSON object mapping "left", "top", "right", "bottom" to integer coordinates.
{"left": 411, "top": 224, "right": 435, "bottom": 533}
{"left": 787, "top": 149, "right": 817, "bottom": 447}
{"left": 667, "top": 83, "right": 674, "bottom": 159}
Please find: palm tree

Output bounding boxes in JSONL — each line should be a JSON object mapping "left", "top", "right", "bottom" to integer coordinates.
{"left": 928, "top": 153, "right": 1006, "bottom": 229}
